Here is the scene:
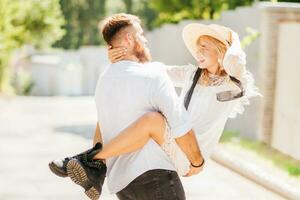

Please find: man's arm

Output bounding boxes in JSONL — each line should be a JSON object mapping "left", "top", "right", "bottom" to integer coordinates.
{"left": 150, "top": 70, "right": 204, "bottom": 175}
{"left": 175, "top": 130, "right": 204, "bottom": 176}
{"left": 107, "top": 47, "right": 193, "bottom": 88}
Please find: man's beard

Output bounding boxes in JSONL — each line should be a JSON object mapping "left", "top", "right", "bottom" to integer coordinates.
{"left": 133, "top": 39, "right": 151, "bottom": 63}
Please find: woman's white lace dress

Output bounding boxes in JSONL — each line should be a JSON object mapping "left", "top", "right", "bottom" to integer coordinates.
{"left": 157, "top": 31, "right": 260, "bottom": 176}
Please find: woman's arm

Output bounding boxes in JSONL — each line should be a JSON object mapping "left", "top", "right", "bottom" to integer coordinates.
{"left": 93, "top": 122, "right": 103, "bottom": 146}
{"left": 163, "top": 64, "right": 196, "bottom": 88}
{"left": 223, "top": 30, "right": 246, "bottom": 80}
{"left": 107, "top": 47, "right": 196, "bottom": 87}
{"left": 107, "top": 46, "right": 127, "bottom": 63}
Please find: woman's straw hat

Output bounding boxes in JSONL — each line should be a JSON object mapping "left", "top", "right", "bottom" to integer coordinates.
{"left": 182, "top": 23, "right": 232, "bottom": 59}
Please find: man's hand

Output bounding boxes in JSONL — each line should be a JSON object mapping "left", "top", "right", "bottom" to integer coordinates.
{"left": 107, "top": 46, "right": 127, "bottom": 63}
{"left": 184, "top": 163, "right": 204, "bottom": 177}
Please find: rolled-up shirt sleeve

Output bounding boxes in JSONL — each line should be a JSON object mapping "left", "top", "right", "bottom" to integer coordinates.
{"left": 150, "top": 70, "right": 192, "bottom": 138}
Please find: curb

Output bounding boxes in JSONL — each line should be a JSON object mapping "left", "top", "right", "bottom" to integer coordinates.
{"left": 211, "top": 146, "right": 300, "bottom": 200}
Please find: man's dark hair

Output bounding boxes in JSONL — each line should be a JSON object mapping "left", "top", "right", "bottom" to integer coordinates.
{"left": 100, "top": 13, "right": 141, "bottom": 45}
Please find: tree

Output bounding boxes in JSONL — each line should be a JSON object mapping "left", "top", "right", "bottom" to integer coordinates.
{"left": 148, "top": 0, "right": 255, "bottom": 27}
{"left": 124, "top": 0, "right": 133, "bottom": 13}
{"left": 105, "top": 0, "right": 158, "bottom": 30}
{"left": 53, "top": 0, "right": 107, "bottom": 49}
{"left": 0, "top": 0, "right": 65, "bottom": 93}
{"left": 135, "top": 0, "right": 158, "bottom": 30}
{"left": 148, "top": 0, "right": 300, "bottom": 27}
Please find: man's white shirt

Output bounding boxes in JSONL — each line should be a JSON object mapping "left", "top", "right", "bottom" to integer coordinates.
{"left": 94, "top": 60, "right": 192, "bottom": 193}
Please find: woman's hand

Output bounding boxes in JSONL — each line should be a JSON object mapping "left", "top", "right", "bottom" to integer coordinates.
{"left": 108, "top": 46, "right": 127, "bottom": 63}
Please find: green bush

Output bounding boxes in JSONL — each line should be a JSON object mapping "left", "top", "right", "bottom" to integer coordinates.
{"left": 53, "top": 0, "right": 107, "bottom": 49}
{"left": 148, "top": 0, "right": 254, "bottom": 27}
{"left": 0, "top": 0, "right": 65, "bottom": 93}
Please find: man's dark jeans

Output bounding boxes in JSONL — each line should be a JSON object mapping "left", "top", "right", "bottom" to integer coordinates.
{"left": 116, "top": 169, "right": 185, "bottom": 200}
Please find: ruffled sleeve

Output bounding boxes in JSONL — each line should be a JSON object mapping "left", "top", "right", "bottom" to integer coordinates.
{"left": 228, "top": 70, "right": 261, "bottom": 118}
{"left": 223, "top": 30, "right": 246, "bottom": 80}
{"left": 227, "top": 95, "right": 250, "bottom": 119}
{"left": 223, "top": 31, "right": 262, "bottom": 118}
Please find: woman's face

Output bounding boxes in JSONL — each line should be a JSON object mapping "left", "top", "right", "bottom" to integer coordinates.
{"left": 195, "top": 37, "right": 219, "bottom": 70}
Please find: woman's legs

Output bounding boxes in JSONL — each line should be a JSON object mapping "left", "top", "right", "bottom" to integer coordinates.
{"left": 93, "top": 123, "right": 102, "bottom": 146}
{"left": 93, "top": 112, "right": 167, "bottom": 160}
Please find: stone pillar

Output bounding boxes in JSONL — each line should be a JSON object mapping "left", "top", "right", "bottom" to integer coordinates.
{"left": 258, "top": 2, "right": 300, "bottom": 145}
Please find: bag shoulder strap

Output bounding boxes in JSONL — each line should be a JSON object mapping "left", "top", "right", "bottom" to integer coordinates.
{"left": 184, "top": 68, "right": 202, "bottom": 109}
{"left": 229, "top": 75, "right": 243, "bottom": 92}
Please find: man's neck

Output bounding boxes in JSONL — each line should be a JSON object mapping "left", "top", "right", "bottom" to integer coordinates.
{"left": 120, "top": 55, "right": 139, "bottom": 63}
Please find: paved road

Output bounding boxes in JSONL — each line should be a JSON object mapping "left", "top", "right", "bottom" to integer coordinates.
{"left": 0, "top": 97, "right": 286, "bottom": 200}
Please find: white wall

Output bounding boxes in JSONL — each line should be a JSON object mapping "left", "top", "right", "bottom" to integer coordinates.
{"left": 29, "top": 47, "right": 109, "bottom": 96}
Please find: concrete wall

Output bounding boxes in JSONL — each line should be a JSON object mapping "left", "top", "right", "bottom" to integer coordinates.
{"left": 257, "top": 3, "right": 300, "bottom": 160}
{"left": 29, "top": 47, "right": 109, "bottom": 96}
{"left": 257, "top": 3, "right": 300, "bottom": 145}
{"left": 271, "top": 22, "right": 300, "bottom": 160}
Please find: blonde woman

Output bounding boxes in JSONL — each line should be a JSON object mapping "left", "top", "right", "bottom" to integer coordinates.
{"left": 50, "top": 23, "right": 259, "bottom": 199}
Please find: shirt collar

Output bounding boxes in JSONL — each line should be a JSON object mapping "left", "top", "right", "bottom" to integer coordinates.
{"left": 111, "top": 60, "right": 143, "bottom": 68}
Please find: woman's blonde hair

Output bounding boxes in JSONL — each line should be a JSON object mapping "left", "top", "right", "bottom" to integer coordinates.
{"left": 196, "top": 35, "right": 228, "bottom": 85}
